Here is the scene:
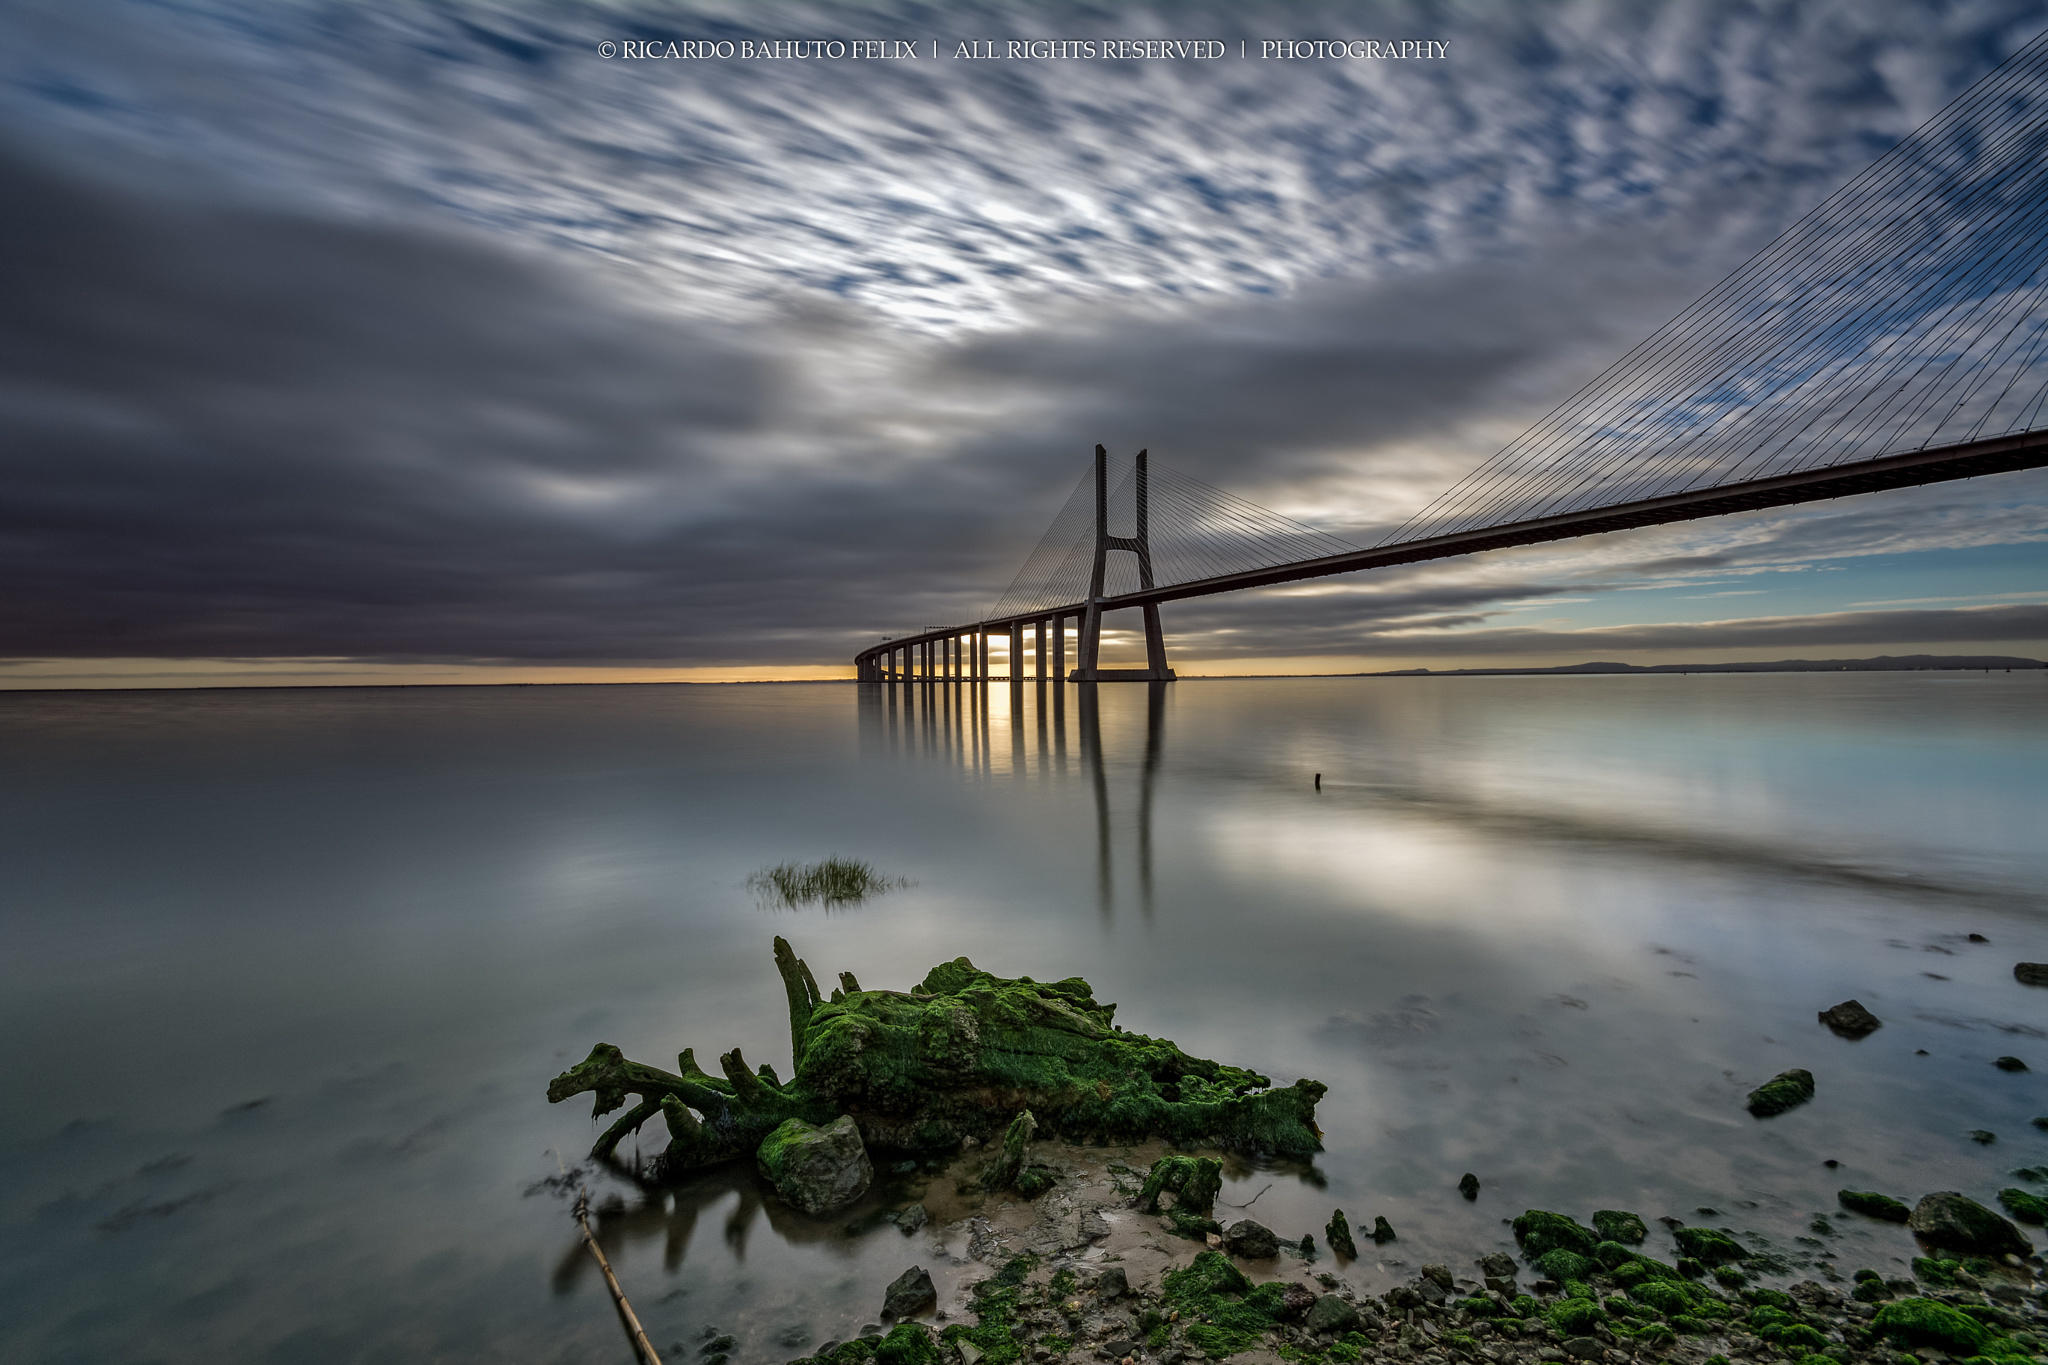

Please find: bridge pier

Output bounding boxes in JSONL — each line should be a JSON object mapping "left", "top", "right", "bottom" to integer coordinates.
{"left": 1069, "top": 445, "right": 1175, "bottom": 682}
{"left": 1009, "top": 623, "right": 1024, "bottom": 682}
{"left": 1035, "top": 619, "right": 1047, "bottom": 681}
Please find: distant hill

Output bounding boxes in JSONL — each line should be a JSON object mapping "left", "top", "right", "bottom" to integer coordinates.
{"left": 1368, "top": 654, "right": 2046, "bottom": 677}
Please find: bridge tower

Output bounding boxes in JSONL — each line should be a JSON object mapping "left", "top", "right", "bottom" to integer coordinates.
{"left": 1072, "top": 444, "right": 1175, "bottom": 682}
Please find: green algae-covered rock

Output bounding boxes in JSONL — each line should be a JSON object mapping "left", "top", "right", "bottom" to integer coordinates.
{"left": 1533, "top": 1248, "right": 1596, "bottom": 1283}
{"left": 1837, "top": 1189, "right": 1910, "bottom": 1222}
{"left": 1513, "top": 1210, "right": 1599, "bottom": 1259}
{"left": 1325, "top": 1209, "right": 1358, "bottom": 1259}
{"left": 1998, "top": 1187, "right": 2048, "bottom": 1224}
{"left": 1592, "top": 1210, "right": 1648, "bottom": 1244}
{"left": 757, "top": 1114, "right": 874, "bottom": 1215}
{"left": 1873, "top": 1298, "right": 1991, "bottom": 1354}
{"left": 548, "top": 937, "right": 1326, "bottom": 1178}
{"left": 1908, "top": 1191, "right": 2031, "bottom": 1257}
{"left": 1137, "top": 1154, "right": 1223, "bottom": 1216}
{"left": 1746, "top": 1068, "right": 1815, "bottom": 1117}
{"left": 1673, "top": 1226, "right": 1748, "bottom": 1266}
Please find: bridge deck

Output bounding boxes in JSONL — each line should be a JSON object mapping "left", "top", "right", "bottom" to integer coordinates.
{"left": 856, "top": 427, "right": 2048, "bottom": 665}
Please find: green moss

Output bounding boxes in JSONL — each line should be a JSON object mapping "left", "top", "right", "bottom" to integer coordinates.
{"left": 1852, "top": 1277, "right": 1892, "bottom": 1303}
{"left": 1458, "top": 1297, "right": 1497, "bottom": 1317}
{"left": 1672, "top": 1226, "right": 1748, "bottom": 1265}
{"left": 1837, "top": 1190, "right": 1911, "bottom": 1222}
{"left": 552, "top": 940, "right": 1328, "bottom": 1175}
{"left": 1873, "top": 1299, "right": 1992, "bottom": 1355}
{"left": 1513, "top": 1210, "right": 1600, "bottom": 1258}
{"left": 1628, "top": 1322, "right": 1678, "bottom": 1348}
{"left": 1675, "top": 1256, "right": 1704, "bottom": 1279}
{"left": 1137, "top": 1155, "right": 1223, "bottom": 1215}
{"left": 1746, "top": 1068, "right": 1815, "bottom": 1117}
{"left": 1911, "top": 1255, "right": 1957, "bottom": 1286}
{"left": 1533, "top": 1248, "right": 1596, "bottom": 1283}
{"left": 1603, "top": 1294, "right": 1638, "bottom": 1318}
{"left": 1744, "top": 1288, "right": 1793, "bottom": 1311}
{"left": 1670, "top": 1314, "right": 1717, "bottom": 1335}
{"left": 1593, "top": 1210, "right": 1648, "bottom": 1244}
{"left": 1997, "top": 1187, "right": 2047, "bottom": 1224}
{"left": 1545, "top": 1297, "right": 1604, "bottom": 1336}
{"left": 1324, "top": 1209, "right": 1357, "bottom": 1259}
{"left": 1761, "top": 1322, "right": 1830, "bottom": 1353}
{"left": 1036, "top": 1336, "right": 1071, "bottom": 1354}
{"left": 1155, "top": 1259, "right": 1295, "bottom": 1359}
{"left": 1712, "top": 1265, "right": 1746, "bottom": 1287}
{"left": 1510, "top": 1295, "right": 1543, "bottom": 1319}
{"left": 873, "top": 1325, "right": 941, "bottom": 1365}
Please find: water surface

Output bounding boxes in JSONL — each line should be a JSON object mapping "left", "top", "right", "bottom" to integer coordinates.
{"left": 2, "top": 675, "right": 2044, "bottom": 1362}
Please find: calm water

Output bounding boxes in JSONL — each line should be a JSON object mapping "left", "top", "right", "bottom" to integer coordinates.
{"left": 2, "top": 675, "right": 2044, "bottom": 1363}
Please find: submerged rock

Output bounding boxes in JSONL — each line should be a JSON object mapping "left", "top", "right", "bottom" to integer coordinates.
{"left": 1994, "top": 1055, "right": 2029, "bottom": 1071}
{"left": 1672, "top": 1225, "right": 1748, "bottom": 1265}
{"left": 1746, "top": 1068, "right": 1815, "bottom": 1117}
{"left": 1457, "top": 1171, "right": 1481, "bottom": 1200}
{"left": 1998, "top": 1187, "right": 2048, "bottom": 1224}
{"left": 1370, "top": 1215, "right": 1397, "bottom": 1244}
{"left": 2015, "top": 962, "right": 2048, "bottom": 986}
{"left": 1837, "top": 1189, "right": 1911, "bottom": 1223}
{"left": 548, "top": 938, "right": 1326, "bottom": 1180}
{"left": 758, "top": 1115, "right": 874, "bottom": 1215}
{"left": 1511, "top": 1209, "right": 1598, "bottom": 1258}
{"left": 1222, "top": 1219, "right": 1279, "bottom": 1260}
{"left": 1818, "top": 999, "right": 1882, "bottom": 1038}
{"left": 1908, "top": 1191, "right": 2032, "bottom": 1257}
{"left": 1591, "top": 1209, "right": 1647, "bottom": 1244}
{"left": 1324, "top": 1209, "right": 1358, "bottom": 1259}
{"left": 882, "top": 1266, "right": 936, "bottom": 1319}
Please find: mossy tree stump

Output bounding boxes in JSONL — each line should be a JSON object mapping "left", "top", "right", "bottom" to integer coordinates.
{"left": 548, "top": 938, "right": 1326, "bottom": 1180}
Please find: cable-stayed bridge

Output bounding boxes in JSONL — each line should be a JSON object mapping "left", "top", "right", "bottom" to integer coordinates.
{"left": 855, "top": 30, "right": 2048, "bottom": 683}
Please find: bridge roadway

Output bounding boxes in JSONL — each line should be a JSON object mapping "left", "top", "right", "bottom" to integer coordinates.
{"left": 852, "top": 426, "right": 2048, "bottom": 682}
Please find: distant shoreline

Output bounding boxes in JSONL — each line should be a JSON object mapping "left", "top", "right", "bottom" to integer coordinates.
{"left": 3, "top": 654, "right": 2043, "bottom": 694}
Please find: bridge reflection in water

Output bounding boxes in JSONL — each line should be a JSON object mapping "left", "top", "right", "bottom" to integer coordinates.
{"left": 857, "top": 677, "right": 1164, "bottom": 922}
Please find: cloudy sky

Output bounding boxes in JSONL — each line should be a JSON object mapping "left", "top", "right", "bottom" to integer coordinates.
{"left": 3, "top": 0, "right": 2046, "bottom": 686}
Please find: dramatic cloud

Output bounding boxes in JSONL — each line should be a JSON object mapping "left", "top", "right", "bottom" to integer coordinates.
{"left": 1, "top": 0, "right": 2045, "bottom": 676}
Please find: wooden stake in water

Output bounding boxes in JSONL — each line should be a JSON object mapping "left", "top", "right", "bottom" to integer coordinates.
{"left": 573, "top": 1189, "right": 665, "bottom": 1365}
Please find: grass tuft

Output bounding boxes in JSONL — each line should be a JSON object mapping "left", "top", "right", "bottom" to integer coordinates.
{"left": 749, "top": 857, "right": 907, "bottom": 910}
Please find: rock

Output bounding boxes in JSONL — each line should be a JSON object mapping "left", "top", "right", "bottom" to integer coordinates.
{"left": 1838, "top": 1190, "right": 1911, "bottom": 1222}
{"left": 1564, "top": 1336, "right": 1604, "bottom": 1360}
{"left": 2015, "top": 963, "right": 2048, "bottom": 986}
{"left": 980, "top": 1110, "right": 1037, "bottom": 1192}
{"left": 1511, "top": 1210, "right": 1598, "bottom": 1258}
{"left": 1818, "top": 1000, "right": 1882, "bottom": 1038}
{"left": 1458, "top": 1172, "right": 1481, "bottom": 1201}
{"left": 1746, "top": 1068, "right": 1815, "bottom": 1117}
{"left": 1908, "top": 1192, "right": 2032, "bottom": 1257}
{"left": 1093, "top": 1266, "right": 1128, "bottom": 1299}
{"left": 1970, "top": 1129, "right": 1997, "bottom": 1144}
{"left": 893, "top": 1203, "right": 931, "bottom": 1235}
{"left": 702, "top": 1335, "right": 737, "bottom": 1354}
{"left": 1998, "top": 1188, "right": 2048, "bottom": 1224}
{"left": 1590, "top": 1210, "right": 1646, "bottom": 1244}
{"left": 1325, "top": 1209, "right": 1358, "bottom": 1259}
{"left": 1422, "top": 1263, "right": 1454, "bottom": 1291}
{"left": 1222, "top": 1219, "right": 1280, "bottom": 1259}
{"left": 1306, "top": 1295, "right": 1362, "bottom": 1335}
{"left": 1478, "top": 1252, "right": 1517, "bottom": 1279}
{"left": 1372, "top": 1215, "right": 1398, "bottom": 1244}
{"left": 1994, "top": 1055, "right": 2029, "bottom": 1071}
{"left": 1672, "top": 1226, "right": 1748, "bottom": 1265}
{"left": 757, "top": 1115, "right": 874, "bottom": 1216}
{"left": 1275, "top": 1283, "right": 1318, "bottom": 1322}
{"left": 1968, "top": 933, "right": 1989, "bottom": 943}
{"left": 1296, "top": 1233, "right": 1315, "bottom": 1260}
{"left": 1077, "top": 1208, "right": 1110, "bottom": 1243}
{"left": 882, "top": 1266, "right": 937, "bottom": 1319}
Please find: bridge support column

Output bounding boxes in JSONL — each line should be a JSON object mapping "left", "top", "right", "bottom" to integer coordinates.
{"left": 1053, "top": 614, "right": 1066, "bottom": 681}
{"left": 1035, "top": 619, "right": 1047, "bottom": 680}
{"left": 1009, "top": 623, "right": 1024, "bottom": 681}
{"left": 1069, "top": 444, "right": 1175, "bottom": 682}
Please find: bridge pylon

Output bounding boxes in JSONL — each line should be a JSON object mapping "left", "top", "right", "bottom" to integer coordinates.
{"left": 1072, "top": 444, "right": 1175, "bottom": 682}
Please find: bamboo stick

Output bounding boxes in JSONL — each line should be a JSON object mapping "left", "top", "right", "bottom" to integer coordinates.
{"left": 574, "top": 1191, "right": 665, "bottom": 1365}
